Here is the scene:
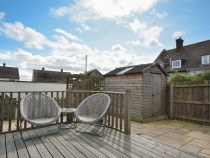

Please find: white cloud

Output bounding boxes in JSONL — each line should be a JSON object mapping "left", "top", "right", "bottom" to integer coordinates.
{"left": 172, "top": 31, "right": 185, "bottom": 38}
{"left": 150, "top": 10, "right": 167, "bottom": 18}
{"left": 0, "top": 22, "right": 51, "bottom": 50}
{"left": 112, "top": 44, "right": 126, "bottom": 52}
{"left": 0, "top": 42, "right": 156, "bottom": 80}
{"left": 0, "top": 12, "right": 5, "bottom": 21}
{"left": 126, "top": 40, "right": 141, "bottom": 46}
{"left": 50, "top": 0, "right": 159, "bottom": 23}
{"left": 127, "top": 19, "right": 163, "bottom": 47}
{"left": 54, "top": 28, "right": 82, "bottom": 42}
{"left": 0, "top": 21, "right": 86, "bottom": 52}
{"left": 0, "top": 51, "right": 13, "bottom": 59}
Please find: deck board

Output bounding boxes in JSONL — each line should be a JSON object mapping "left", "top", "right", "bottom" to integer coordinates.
{"left": 20, "top": 131, "right": 42, "bottom": 158}
{"left": 60, "top": 129, "right": 98, "bottom": 158}
{"left": 27, "top": 130, "right": 53, "bottom": 158}
{"left": 5, "top": 133, "right": 18, "bottom": 158}
{"left": 40, "top": 129, "right": 75, "bottom": 158}
{"left": 13, "top": 132, "right": 30, "bottom": 158}
{"left": 0, "top": 134, "right": 6, "bottom": 158}
{"left": 76, "top": 130, "right": 129, "bottom": 158}
{"left": 69, "top": 130, "right": 119, "bottom": 158}
{"left": 0, "top": 125, "right": 204, "bottom": 158}
{"left": 64, "top": 130, "right": 108, "bottom": 158}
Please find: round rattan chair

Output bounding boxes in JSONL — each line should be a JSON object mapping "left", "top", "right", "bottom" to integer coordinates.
{"left": 19, "top": 93, "right": 61, "bottom": 139}
{"left": 74, "top": 93, "right": 111, "bottom": 136}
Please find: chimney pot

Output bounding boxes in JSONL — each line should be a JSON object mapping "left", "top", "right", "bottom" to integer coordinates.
{"left": 3, "top": 63, "right": 6, "bottom": 67}
{"left": 176, "top": 37, "right": 184, "bottom": 53}
{"left": 42, "top": 67, "right": 45, "bottom": 71}
{"left": 61, "top": 68, "right": 63, "bottom": 72}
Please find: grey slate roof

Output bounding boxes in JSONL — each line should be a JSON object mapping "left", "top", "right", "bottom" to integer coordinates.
{"left": 33, "top": 69, "right": 71, "bottom": 83}
{"left": 85, "top": 69, "right": 103, "bottom": 76}
{"left": 104, "top": 63, "right": 167, "bottom": 76}
{"left": 155, "top": 39, "right": 210, "bottom": 73}
{"left": 0, "top": 65, "right": 19, "bottom": 80}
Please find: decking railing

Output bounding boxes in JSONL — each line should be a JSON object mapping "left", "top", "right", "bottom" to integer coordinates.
{"left": 0, "top": 90, "right": 131, "bottom": 134}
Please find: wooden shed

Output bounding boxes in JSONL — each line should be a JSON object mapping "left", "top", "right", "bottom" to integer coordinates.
{"left": 104, "top": 63, "right": 168, "bottom": 122}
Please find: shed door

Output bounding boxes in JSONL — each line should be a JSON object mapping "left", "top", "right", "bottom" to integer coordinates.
{"left": 151, "top": 73, "right": 161, "bottom": 117}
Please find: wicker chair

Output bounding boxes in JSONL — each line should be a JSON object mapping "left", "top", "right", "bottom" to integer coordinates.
{"left": 19, "top": 93, "right": 61, "bottom": 139}
{"left": 74, "top": 93, "right": 111, "bottom": 136}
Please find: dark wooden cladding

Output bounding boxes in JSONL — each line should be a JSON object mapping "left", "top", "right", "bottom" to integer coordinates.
{"left": 0, "top": 90, "right": 129, "bottom": 134}
{"left": 169, "top": 81, "right": 210, "bottom": 123}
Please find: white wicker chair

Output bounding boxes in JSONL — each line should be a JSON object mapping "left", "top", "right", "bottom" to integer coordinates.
{"left": 74, "top": 93, "right": 111, "bottom": 136}
{"left": 19, "top": 93, "right": 61, "bottom": 139}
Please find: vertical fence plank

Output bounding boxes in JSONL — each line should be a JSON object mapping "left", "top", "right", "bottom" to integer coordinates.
{"left": 115, "top": 93, "right": 119, "bottom": 130}
{"left": 108, "top": 94, "right": 111, "bottom": 126}
{"left": 60, "top": 92, "right": 64, "bottom": 123}
{"left": 24, "top": 92, "right": 28, "bottom": 129}
{"left": 0, "top": 92, "right": 4, "bottom": 132}
{"left": 170, "top": 83, "right": 174, "bottom": 119}
{"left": 16, "top": 92, "right": 21, "bottom": 131}
{"left": 8, "top": 92, "right": 13, "bottom": 131}
{"left": 119, "top": 94, "right": 123, "bottom": 131}
{"left": 124, "top": 89, "right": 131, "bottom": 134}
{"left": 111, "top": 93, "right": 115, "bottom": 128}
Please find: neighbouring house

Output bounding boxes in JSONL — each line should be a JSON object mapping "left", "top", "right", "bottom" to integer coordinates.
{"left": 104, "top": 63, "right": 167, "bottom": 122}
{"left": 155, "top": 38, "right": 210, "bottom": 76}
{"left": 32, "top": 67, "right": 71, "bottom": 83}
{"left": 85, "top": 69, "right": 103, "bottom": 78}
{"left": 0, "top": 63, "right": 19, "bottom": 81}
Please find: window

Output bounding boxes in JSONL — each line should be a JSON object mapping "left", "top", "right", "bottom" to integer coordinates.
{"left": 117, "top": 67, "right": 134, "bottom": 75}
{"left": 201, "top": 55, "right": 210, "bottom": 64}
{"left": 172, "top": 60, "right": 181, "bottom": 68}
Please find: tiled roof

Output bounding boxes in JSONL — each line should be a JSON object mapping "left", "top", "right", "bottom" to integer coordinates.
{"left": 0, "top": 66, "right": 19, "bottom": 79}
{"left": 86, "top": 69, "right": 102, "bottom": 76}
{"left": 155, "top": 39, "right": 210, "bottom": 72}
{"left": 33, "top": 69, "right": 71, "bottom": 83}
{"left": 104, "top": 63, "right": 154, "bottom": 76}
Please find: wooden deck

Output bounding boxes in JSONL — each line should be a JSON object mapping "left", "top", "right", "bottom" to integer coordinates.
{"left": 0, "top": 125, "right": 204, "bottom": 158}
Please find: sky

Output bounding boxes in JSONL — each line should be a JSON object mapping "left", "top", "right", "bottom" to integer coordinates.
{"left": 0, "top": 0, "right": 210, "bottom": 81}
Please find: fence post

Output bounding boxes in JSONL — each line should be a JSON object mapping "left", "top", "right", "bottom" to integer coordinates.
{"left": 170, "top": 83, "right": 174, "bottom": 119}
{"left": 124, "top": 89, "right": 131, "bottom": 134}
{"left": 66, "top": 90, "right": 73, "bottom": 123}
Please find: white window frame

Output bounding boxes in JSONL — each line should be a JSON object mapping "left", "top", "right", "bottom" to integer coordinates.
{"left": 172, "top": 60, "right": 182, "bottom": 68}
{"left": 201, "top": 55, "right": 210, "bottom": 64}
{"left": 117, "top": 67, "right": 134, "bottom": 75}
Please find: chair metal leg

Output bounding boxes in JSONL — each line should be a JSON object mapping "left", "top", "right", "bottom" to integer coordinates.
{"left": 75, "top": 116, "right": 110, "bottom": 137}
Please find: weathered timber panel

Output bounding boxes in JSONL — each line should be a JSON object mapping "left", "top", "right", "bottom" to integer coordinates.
{"left": 105, "top": 74, "right": 143, "bottom": 120}
{"left": 142, "top": 67, "right": 167, "bottom": 119}
{"left": 170, "top": 81, "right": 210, "bottom": 123}
{"left": 105, "top": 65, "right": 167, "bottom": 121}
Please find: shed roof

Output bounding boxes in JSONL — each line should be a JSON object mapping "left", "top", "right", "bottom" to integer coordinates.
{"left": 104, "top": 63, "right": 167, "bottom": 76}
{"left": 0, "top": 65, "right": 19, "bottom": 79}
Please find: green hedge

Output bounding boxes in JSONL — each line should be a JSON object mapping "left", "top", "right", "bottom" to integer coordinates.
{"left": 168, "top": 72, "right": 210, "bottom": 83}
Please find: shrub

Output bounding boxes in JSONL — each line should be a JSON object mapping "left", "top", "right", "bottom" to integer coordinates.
{"left": 168, "top": 72, "right": 210, "bottom": 83}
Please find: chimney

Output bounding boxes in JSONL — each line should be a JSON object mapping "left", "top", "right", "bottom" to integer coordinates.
{"left": 3, "top": 63, "right": 6, "bottom": 67}
{"left": 61, "top": 68, "right": 63, "bottom": 72}
{"left": 42, "top": 67, "right": 45, "bottom": 71}
{"left": 176, "top": 37, "right": 184, "bottom": 53}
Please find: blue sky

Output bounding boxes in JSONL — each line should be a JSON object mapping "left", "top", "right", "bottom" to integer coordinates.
{"left": 0, "top": 0, "right": 210, "bottom": 80}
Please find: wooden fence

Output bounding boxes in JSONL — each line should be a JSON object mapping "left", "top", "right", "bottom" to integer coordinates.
{"left": 0, "top": 90, "right": 131, "bottom": 134}
{"left": 169, "top": 81, "right": 210, "bottom": 123}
